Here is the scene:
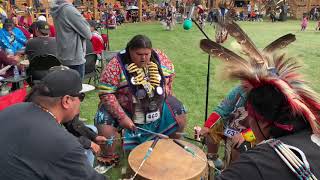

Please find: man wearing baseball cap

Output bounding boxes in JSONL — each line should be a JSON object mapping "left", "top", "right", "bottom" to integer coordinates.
{"left": 25, "top": 20, "right": 57, "bottom": 61}
{"left": 0, "top": 18, "right": 26, "bottom": 54}
{"left": 0, "top": 68, "right": 107, "bottom": 180}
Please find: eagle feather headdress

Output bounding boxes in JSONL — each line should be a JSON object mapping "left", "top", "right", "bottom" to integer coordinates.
{"left": 200, "top": 21, "right": 320, "bottom": 134}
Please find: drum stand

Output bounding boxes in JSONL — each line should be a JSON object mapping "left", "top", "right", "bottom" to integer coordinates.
{"left": 190, "top": 18, "right": 211, "bottom": 122}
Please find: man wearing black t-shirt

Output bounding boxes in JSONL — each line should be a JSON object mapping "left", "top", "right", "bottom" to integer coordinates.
{"left": 0, "top": 69, "right": 107, "bottom": 180}
{"left": 25, "top": 21, "right": 57, "bottom": 61}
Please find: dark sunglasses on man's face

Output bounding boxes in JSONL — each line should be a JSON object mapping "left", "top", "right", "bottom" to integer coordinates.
{"left": 70, "top": 93, "right": 85, "bottom": 102}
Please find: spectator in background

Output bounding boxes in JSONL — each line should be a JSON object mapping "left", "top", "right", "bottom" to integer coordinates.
{"left": 88, "top": 20, "right": 104, "bottom": 55}
{"left": 38, "top": 16, "right": 56, "bottom": 37}
{"left": 29, "top": 16, "right": 56, "bottom": 38}
{"left": 83, "top": 10, "right": 93, "bottom": 21}
{"left": 29, "top": 21, "right": 38, "bottom": 37}
{"left": 250, "top": 10, "right": 256, "bottom": 21}
{"left": 46, "top": 17, "right": 56, "bottom": 37}
{"left": 0, "top": 19, "right": 27, "bottom": 55}
{"left": 0, "top": 0, "right": 7, "bottom": 25}
{"left": 12, "top": 16, "right": 32, "bottom": 39}
{"left": 301, "top": 14, "right": 308, "bottom": 31}
{"left": 247, "top": 2, "right": 251, "bottom": 19}
{"left": 98, "top": 0, "right": 105, "bottom": 10}
{"left": 25, "top": 21, "right": 57, "bottom": 61}
{"left": 270, "top": 10, "right": 277, "bottom": 22}
{"left": 51, "top": 0, "right": 92, "bottom": 79}
{"left": 107, "top": 11, "right": 117, "bottom": 28}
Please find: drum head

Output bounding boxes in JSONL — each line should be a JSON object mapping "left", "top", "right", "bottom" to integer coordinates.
{"left": 128, "top": 139, "right": 207, "bottom": 180}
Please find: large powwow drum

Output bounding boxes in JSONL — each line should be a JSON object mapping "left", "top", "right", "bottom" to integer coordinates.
{"left": 128, "top": 139, "right": 208, "bottom": 180}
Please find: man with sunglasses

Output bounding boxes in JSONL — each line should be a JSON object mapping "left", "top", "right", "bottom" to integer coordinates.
{"left": 0, "top": 69, "right": 107, "bottom": 180}
{"left": 45, "top": 66, "right": 107, "bottom": 167}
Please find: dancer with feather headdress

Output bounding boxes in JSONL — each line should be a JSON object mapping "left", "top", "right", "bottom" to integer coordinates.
{"left": 199, "top": 23, "right": 297, "bottom": 168}
{"left": 200, "top": 20, "right": 320, "bottom": 179}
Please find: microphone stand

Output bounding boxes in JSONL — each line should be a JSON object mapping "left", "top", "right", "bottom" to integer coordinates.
{"left": 191, "top": 18, "right": 211, "bottom": 120}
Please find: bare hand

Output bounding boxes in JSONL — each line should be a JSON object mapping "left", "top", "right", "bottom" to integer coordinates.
{"left": 199, "top": 127, "right": 210, "bottom": 136}
{"left": 119, "top": 117, "right": 136, "bottom": 131}
{"left": 7, "top": 54, "right": 20, "bottom": 63}
{"left": 175, "top": 114, "right": 186, "bottom": 128}
{"left": 231, "top": 133, "right": 245, "bottom": 149}
{"left": 95, "top": 136, "right": 107, "bottom": 145}
{"left": 90, "top": 142, "right": 101, "bottom": 154}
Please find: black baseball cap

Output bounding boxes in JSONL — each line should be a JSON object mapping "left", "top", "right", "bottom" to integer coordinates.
{"left": 4, "top": 18, "right": 14, "bottom": 28}
{"left": 36, "top": 20, "right": 50, "bottom": 34}
{"left": 41, "top": 68, "right": 84, "bottom": 97}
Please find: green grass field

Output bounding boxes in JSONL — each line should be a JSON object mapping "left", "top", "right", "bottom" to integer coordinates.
{"left": 80, "top": 20, "right": 320, "bottom": 179}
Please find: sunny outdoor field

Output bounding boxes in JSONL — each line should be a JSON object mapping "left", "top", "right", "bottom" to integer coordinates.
{"left": 80, "top": 20, "right": 320, "bottom": 179}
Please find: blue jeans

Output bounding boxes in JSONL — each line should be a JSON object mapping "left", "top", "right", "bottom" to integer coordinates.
{"left": 69, "top": 64, "right": 85, "bottom": 80}
{"left": 85, "top": 125, "right": 97, "bottom": 167}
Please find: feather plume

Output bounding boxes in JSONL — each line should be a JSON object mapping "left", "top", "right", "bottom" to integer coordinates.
{"left": 224, "top": 21, "right": 264, "bottom": 65}
{"left": 200, "top": 39, "right": 246, "bottom": 63}
{"left": 200, "top": 38, "right": 261, "bottom": 82}
{"left": 263, "top": 33, "right": 296, "bottom": 53}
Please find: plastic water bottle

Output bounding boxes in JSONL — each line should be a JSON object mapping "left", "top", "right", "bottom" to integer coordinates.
{"left": 21, "top": 66, "right": 26, "bottom": 77}
{"left": 13, "top": 65, "right": 20, "bottom": 80}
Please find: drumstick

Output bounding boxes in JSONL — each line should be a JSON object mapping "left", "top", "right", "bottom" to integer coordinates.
{"left": 131, "top": 137, "right": 160, "bottom": 180}
{"left": 174, "top": 132, "right": 187, "bottom": 135}
{"left": 182, "top": 135, "right": 203, "bottom": 143}
{"left": 136, "top": 127, "right": 169, "bottom": 139}
{"left": 103, "top": 133, "right": 150, "bottom": 145}
{"left": 172, "top": 139, "right": 207, "bottom": 162}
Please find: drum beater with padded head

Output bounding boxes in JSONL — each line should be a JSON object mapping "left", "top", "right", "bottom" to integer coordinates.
{"left": 173, "top": 139, "right": 207, "bottom": 162}
{"left": 131, "top": 137, "right": 160, "bottom": 180}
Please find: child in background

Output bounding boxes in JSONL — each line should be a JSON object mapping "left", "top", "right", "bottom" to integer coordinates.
{"left": 301, "top": 14, "right": 308, "bottom": 31}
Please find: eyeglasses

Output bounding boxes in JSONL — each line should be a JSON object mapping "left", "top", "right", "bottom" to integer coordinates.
{"left": 70, "top": 93, "right": 85, "bottom": 102}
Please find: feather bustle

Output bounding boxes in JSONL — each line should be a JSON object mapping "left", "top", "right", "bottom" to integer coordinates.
{"left": 200, "top": 21, "right": 320, "bottom": 134}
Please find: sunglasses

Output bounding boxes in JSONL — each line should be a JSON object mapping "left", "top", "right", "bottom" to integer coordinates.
{"left": 70, "top": 93, "right": 85, "bottom": 102}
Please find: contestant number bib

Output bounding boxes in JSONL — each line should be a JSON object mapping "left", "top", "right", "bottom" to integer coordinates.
{"left": 224, "top": 127, "right": 239, "bottom": 138}
{"left": 146, "top": 110, "right": 160, "bottom": 123}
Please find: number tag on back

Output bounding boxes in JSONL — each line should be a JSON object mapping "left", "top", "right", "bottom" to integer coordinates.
{"left": 224, "top": 127, "right": 239, "bottom": 138}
